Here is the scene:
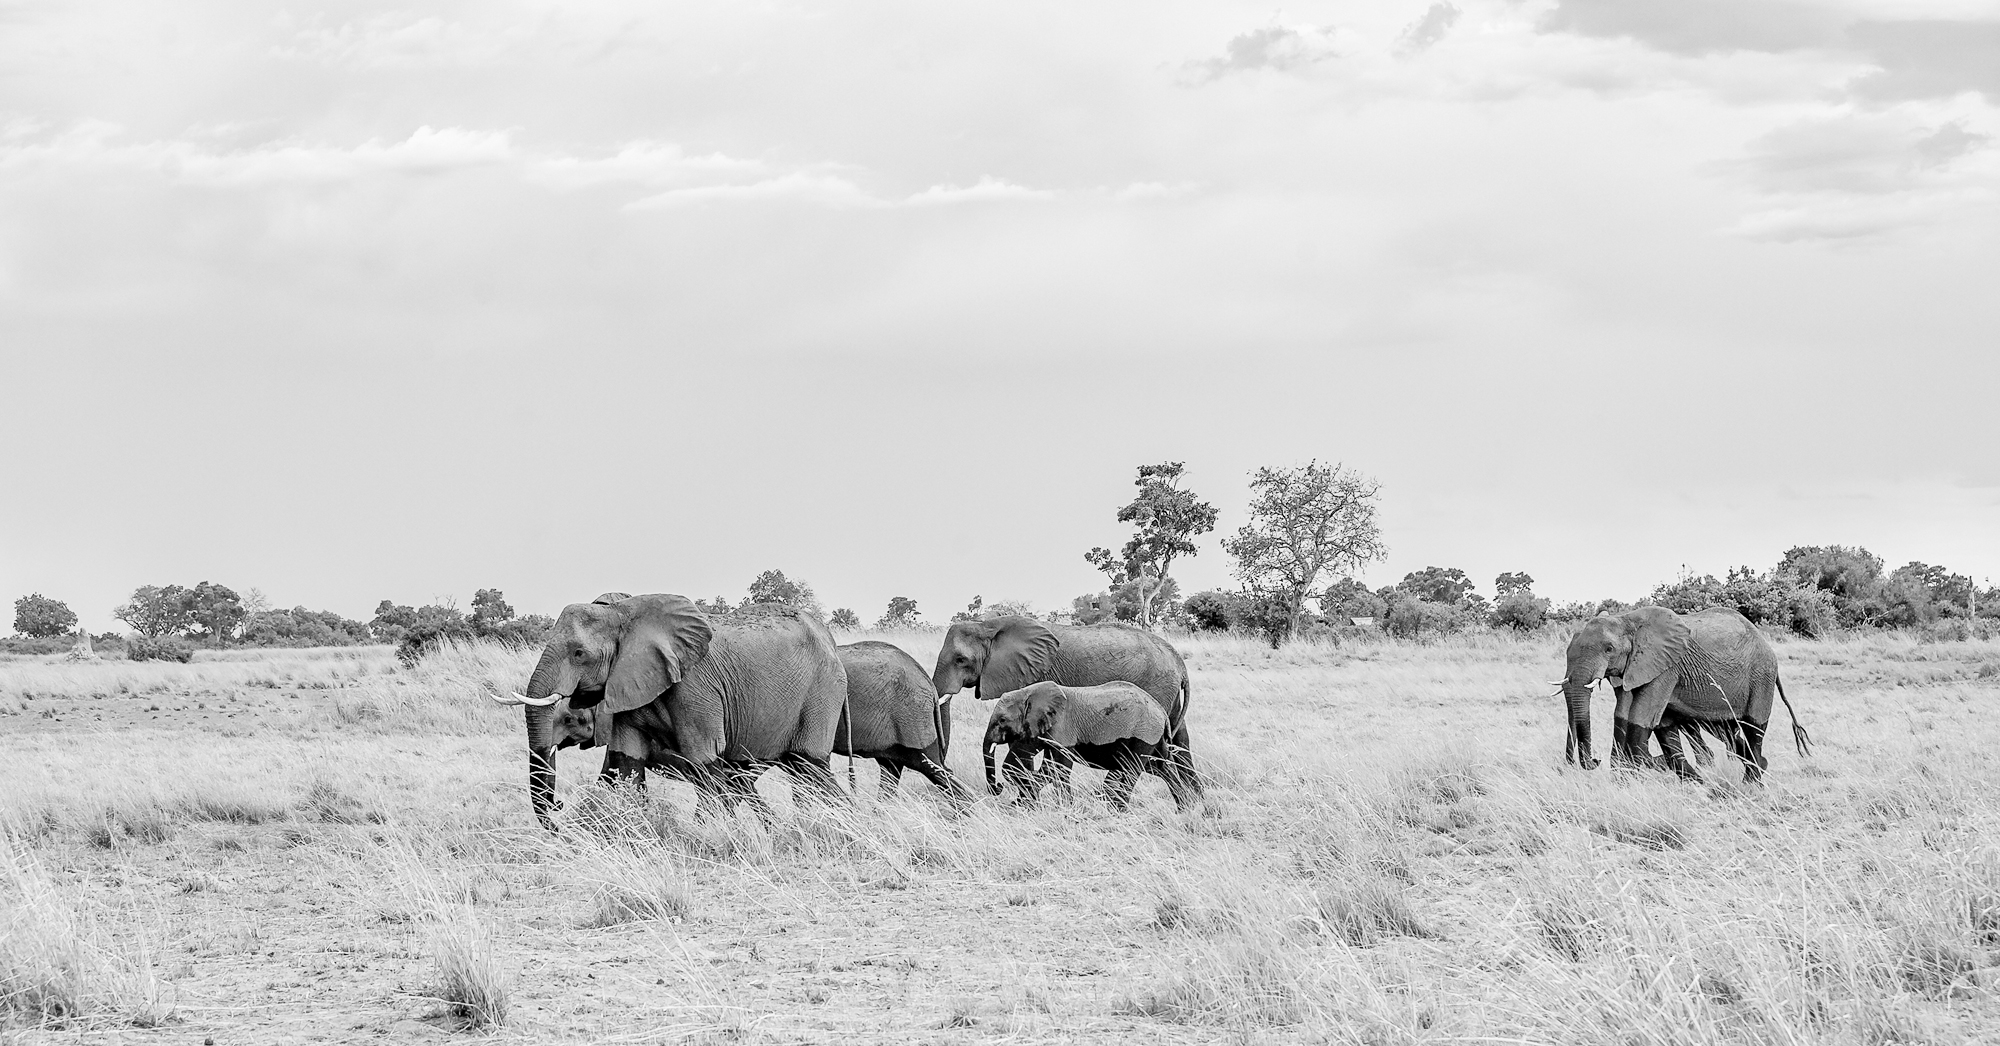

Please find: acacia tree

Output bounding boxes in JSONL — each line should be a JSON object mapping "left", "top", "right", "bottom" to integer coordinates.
{"left": 13, "top": 593, "right": 78, "bottom": 638}
{"left": 875, "top": 597, "right": 921, "bottom": 629}
{"left": 114, "top": 584, "right": 193, "bottom": 638}
{"left": 1221, "top": 461, "right": 1386, "bottom": 643}
{"left": 183, "top": 581, "right": 246, "bottom": 646}
{"left": 744, "top": 569, "right": 821, "bottom": 616}
{"left": 1083, "top": 462, "right": 1218, "bottom": 629}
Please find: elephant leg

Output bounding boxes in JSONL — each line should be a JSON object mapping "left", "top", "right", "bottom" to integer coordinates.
{"left": 908, "top": 746, "right": 972, "bottom": 808}
{"left": 1609, "top": 686, "right": 1645, "bottom": 767}
{"left": 1682, "top": 721, "right": 1716, "bottom": 767}
{"left": 876, "top": 758, "right": 903, "bottom": 799}
{"left": 1002, "top": 744, "right": 1041, "bottom": 805}
{"left": 597, "top": 749, "right": 619, "bottom": 786}
{"left": 779, "top": 753, "right": 846, "bottom": 807}
{"left": 983, "top": 740, "right": 1003, "bottom": 796}
{"left": 1042, "top": 747, "right": 1078, "bottom": 803}
{"left": 1654, "top": 723, "right": 1702, "bottom": 782}
{"left": 1734, "top": 720, "right": 1770, "bottom": 783}
{"left": 1101, "top": 768, "right": 1140, "bottom": 811}
{"left": 1148, "top": 750, "right": 1200, "bottom": 811}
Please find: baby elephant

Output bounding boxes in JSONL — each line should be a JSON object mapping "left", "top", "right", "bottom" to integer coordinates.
{"left": 984, "top": 681, "right": 1201, "bottom": 812}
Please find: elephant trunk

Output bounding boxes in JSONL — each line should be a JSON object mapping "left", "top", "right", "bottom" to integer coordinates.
{"left": 1562, "top": 653, "right": 1606, "bottom": 771}
{"left": 523, "top": 643, "right": 564, "bottom": 829}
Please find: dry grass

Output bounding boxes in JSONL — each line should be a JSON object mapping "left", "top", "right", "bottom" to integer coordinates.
{"left": 3, "top": 629, "right": 1999, "bottom": 1041}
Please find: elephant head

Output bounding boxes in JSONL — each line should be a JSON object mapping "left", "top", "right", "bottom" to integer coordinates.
{"left": 1558, "top": 607, "right": 1691, "bottom": 769}
{"left": 934, "top": 617, "right": 1059, "bottom": 792}
{"left": 495, "top": 593, "right": 712, "bottom": 829}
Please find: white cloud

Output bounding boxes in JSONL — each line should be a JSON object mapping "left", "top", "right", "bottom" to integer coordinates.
{"left": 274, "top": 13, "right": 534, "bottom": 69}
{"left": 528, "top": 141, "right": 764, "bottom": 190}
{"left": 0, "top": 124, "right": 514, "bottom": 186}
{"left": 624, "top": 171, "right": 881, "bottom": 210}
{"left": 1187, "top": 24, "right": 1343, "bottom": 82}
{"left": 902, "top": 176, "right": 1053, "bottom": 207}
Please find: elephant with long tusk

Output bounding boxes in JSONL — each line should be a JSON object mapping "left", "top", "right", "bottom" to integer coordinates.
{"left": 1548, "top": 678, "right": 1716, "bottom": 771}
{"left": 499, "top": 593, "right": 847, "bottom": 830}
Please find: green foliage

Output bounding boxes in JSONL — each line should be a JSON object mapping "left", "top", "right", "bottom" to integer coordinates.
{"left": 1490, "top": 590, "right": 1549, "bottom": 631}
{"left": 1073, "top": 577, "right": 1182, "bottom": 626}
{"left": 182, "top": 581, "right": 245, "bottom": 645}
{"left": 875, "top": 597, "right": 921, "bottom": 629}
{"left": 1396, "top": 567, "right": 1476, "bottom": 606}
{"left": 1222, "top": 461, "right": 1387, "bottom": 645}
{"left": 951, "top": 596, "right": 985, "bottom": 623}
{"left": 240, "top": 607, "right": 372, "bottom": 647}
{"left": 1184, "top": 590, "right": 1234, "bottom": 632}
{"left": 1493, "top": 572, "right": 1534, "bottom": 597}
{"left": 1233, "top": 591, "right": 1297, "bottom": 648}
{"left": 113, "top": 585, "right": 192, "bottom": 638}
{"left": 743, "top": 569, "right": 819, "bottom": 615}
{"left": 12, "top": 593, "right": 77, "bottom": 638}
{"left": 829, "top": 608, "right": 861, "bottom": 630}
{"left": 1319, "top": 578, "right": 1385, "bottom": 624}
{"left": 126, "top": 635, "right": 194, "bottom": 662}
{"left": 395, "top": 605, "right": 473, "bottom": 667}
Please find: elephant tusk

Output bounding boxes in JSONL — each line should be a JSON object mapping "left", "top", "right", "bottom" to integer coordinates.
{"left": 486, "top": 689, "right": 522, "bottom": 706}
{"left": 510, "top": 691, "right": 561, "bottom": 707}
{"left": 936, "top": 694, "right": 950, "bottom": 707}
{"left": 1548, "top": 679, "right": 1565, "bottom": 687}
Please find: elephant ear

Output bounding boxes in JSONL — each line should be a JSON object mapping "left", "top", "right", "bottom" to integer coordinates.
{"left": 603, "top": 594, "right": 715, "bottom": 718}
{"left": 979, "top": 617, "right": 1060, "bottom": 701}
{"left": 1027, "top": 685, "right": 1078, "bottom": 747}
{"left": 1622, "top": 607, "right": 1690, "bottom": 692}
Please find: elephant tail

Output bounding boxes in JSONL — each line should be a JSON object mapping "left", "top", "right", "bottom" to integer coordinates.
{"left": 1776, "top": 673, "right": 1812, "bottom": 757}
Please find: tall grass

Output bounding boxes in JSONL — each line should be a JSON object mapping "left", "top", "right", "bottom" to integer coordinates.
{"left": 0, "top": 845, "right": 168, "bottom": 1029}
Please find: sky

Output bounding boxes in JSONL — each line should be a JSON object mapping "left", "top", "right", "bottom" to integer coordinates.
{"left": 2, "top": 0, "right": 1997, "bottom": 632}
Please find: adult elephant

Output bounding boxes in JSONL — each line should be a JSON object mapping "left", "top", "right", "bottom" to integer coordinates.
{"left": 930, "top": 617, "right": 1191, "bottom": 794}
{"left": 1555, "top": 606, "right": 1811, "bottom": 783}
{"left": 835, "top": 641, "right": 970, "bottom": 805}
{"left": 493, "top": 594, "right": 846, "bottom": 829}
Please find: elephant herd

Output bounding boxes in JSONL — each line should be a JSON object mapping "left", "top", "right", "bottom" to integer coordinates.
{"left": 488, "top": 593, "right": 1202, "bottom": 829}
{"left": 489, "top": 594, "right": 1813, "bottom": 831}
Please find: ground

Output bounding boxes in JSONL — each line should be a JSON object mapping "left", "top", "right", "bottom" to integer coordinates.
{"left": 4, "top": 630, "right": 2000, "bottom": 1044}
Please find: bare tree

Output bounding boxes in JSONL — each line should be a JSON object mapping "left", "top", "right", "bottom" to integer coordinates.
{"left": 1221, "top": 461, "right": 1387, "bottom": 642}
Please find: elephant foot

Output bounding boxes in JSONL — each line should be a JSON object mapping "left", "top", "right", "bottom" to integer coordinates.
{"left": 1577, "top": 757, "right": 1601, "bottom": 771}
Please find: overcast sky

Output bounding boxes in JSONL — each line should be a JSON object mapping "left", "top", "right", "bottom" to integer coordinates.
{"left": 3, "top": 0, "right": 1997, "bottom": 631}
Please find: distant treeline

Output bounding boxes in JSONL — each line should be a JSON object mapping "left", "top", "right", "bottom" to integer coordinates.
{"left": 4, "top": 584, "right": 552, "bottom": 662}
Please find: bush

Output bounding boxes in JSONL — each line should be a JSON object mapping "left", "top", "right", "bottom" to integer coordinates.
{"left": 1183, "top": 591, "right": 1234, "bottom": 632}
{"left": 125, "top": 636, "right": 194, "bottom": 663}
{"left": 1319, "top": 578, "right": 1385, "bottom": 625}
{"left": 1382, "top": 593, "right": 1471, "bottom": 638}
{"left": 1489, "top": 590, "right": 1549, "bottom": 631}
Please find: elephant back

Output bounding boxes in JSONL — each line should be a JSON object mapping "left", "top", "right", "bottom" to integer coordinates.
{"left": 1058, "top": 681, "right": 1168, "bottom": 746}
{"left": 1049, "top": 624, "right": 1186, "bottom": 719}
{"left": 835, "top": 641, "right": 943, "bottom": 754}
{"left": 683, "top": 604, "right": 845, "bottom": 762}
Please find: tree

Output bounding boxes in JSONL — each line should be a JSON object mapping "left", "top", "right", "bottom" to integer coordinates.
{"left": 1777, "top": 545, "right": 1884, "bottom": 627}
{"left": 469, "top": 588, "right": 516, "bottom": 637}
{"left": 875, "top": 597, "right": 921, "bottom": 629}
{"left": 951, "top": 596, "right": 985, "bottom": 623}
{"left": 369, "top": 600, "right": 419, "bottom": 643}
{"left": 1084, "top": 463, "right": 1218, "bottom": 629}
{"left": 13, "top": 593, "right": 78, "bottom": 638}
{"left": 1184, "top": 591, "right": 1234, "bottom": 632}
{"left": 829, "top": 608, "right": 861, "bottom": 630}
{"left": 114, "top": 584, "right": 192, "bottom": 638}
{"left": 743, "top": 569, "right": 820, "bottom": 616}
{"left": 1221, "top": 461, "right": 1387, "bottom": 644}
{"left": 1490, "top": 575, "right": 1550, "bottom": 632}
{"left": 1397, "top": 567, "right": 1476, "bottom": 606}
{"left": 1494, "top": 572, "right": 1535, "bottom": 597}
{"left": 1320, "top": 578, "right": 1386, "bottom": 624}
{"left": 183, "top": 581, "right": 246, "bottom": 646}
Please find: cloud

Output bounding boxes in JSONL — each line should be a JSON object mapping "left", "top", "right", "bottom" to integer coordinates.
{"left": 1719, "top": 110, "right": 1997, "bottom": 242}
{"left": 528, "top": 142, "right": 764, "bottom": 190}
{"left": 0, "top": 124, "right": 514, "bottom": 186}
{"left": 624, "top": 171, "right": 880, "bottom": 210}
{"left": 1848, "top": 20, "right": 2000, "bottom": 102}
{"left": 902, "top": 176, "right": 1053, "bottom": 207}
{"left": 1188, "top": 24, "right": 1340, "bottom": 81}
{"left": 1400, "top": 3, "right": 1462, "bottom": 54}
{"left": 1537, "top": 0, "right": 1844, "bottom": 56}
{"left": 274, "top": 13, "right": 533, "bottom": 68}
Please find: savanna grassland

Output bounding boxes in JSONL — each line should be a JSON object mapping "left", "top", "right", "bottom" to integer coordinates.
{"left": 5, "top": 630, "right": 2000, "bottom": 1045}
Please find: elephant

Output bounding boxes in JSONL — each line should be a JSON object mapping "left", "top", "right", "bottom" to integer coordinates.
{"left": 1556, "top": 606, "right": 1811, "bottom": 783}
{"left": 833, "top": 641, "right": 970, "bottom": 805}
{"left": 1562, "top": 698, "right": 1718, "bottom": 769}
{"left": 981, "top": 681, "right": 1200, "bottom": 811}
{"left": 490, "top": 594, "right": 847, "bottom": 829}
{"left": 931, "top": 616, "right": 1193, "bottom": 795}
